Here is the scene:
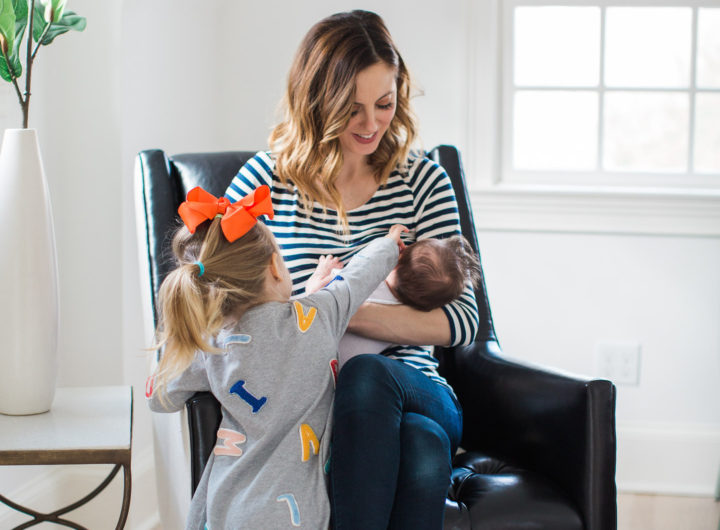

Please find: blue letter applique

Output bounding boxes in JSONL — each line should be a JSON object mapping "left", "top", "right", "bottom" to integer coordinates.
{"left": 230, "top": 380, "right": 267, "bottom": 413}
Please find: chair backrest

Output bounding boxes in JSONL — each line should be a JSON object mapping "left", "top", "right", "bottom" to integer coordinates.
{"left": 134, "top": 144, "right": 499, "bottom": 493}
{"left": 135, "top": 145, "right": 496, "bottom": 343}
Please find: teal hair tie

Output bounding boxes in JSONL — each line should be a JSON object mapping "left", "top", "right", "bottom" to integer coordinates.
{"left": 195, "top": 261, "right": 205, "bottom": 277}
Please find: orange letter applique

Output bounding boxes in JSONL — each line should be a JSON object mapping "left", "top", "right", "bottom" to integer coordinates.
{"left": 299, "top": 423, "right": 320, "bottom": 462}
{"left": 144, "top": 376, "right": 154, "bottom": 398}
{"left": 329, "top": 359, "right": 339, "bottom": 387}
{"left": 293, "top": 301, "right": 317, "bottom": 333}
{"left": 214, "top": 428, "right": 246, "bottom": 457}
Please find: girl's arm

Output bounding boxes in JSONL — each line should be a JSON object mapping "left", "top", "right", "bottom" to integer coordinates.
{"left": 146, "top": 354, "right": 210, "bottom": 413}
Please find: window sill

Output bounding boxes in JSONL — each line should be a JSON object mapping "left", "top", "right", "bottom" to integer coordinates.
{"left": 469, "top": 184, "right": 720, "bottom": 237}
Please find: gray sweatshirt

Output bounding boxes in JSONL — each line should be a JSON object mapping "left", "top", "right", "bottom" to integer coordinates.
{"left": 147, "top": 236, "right": 399, "bottom": 529}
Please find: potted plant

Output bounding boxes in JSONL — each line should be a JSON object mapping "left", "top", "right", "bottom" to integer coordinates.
{"left": 0, "top": 0, "right": 85, "bottom": 415}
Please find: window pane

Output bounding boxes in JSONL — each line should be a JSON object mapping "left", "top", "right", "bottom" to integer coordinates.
{"left": 694, "top": 93, "right": 720, "bottom": 173}
{"left": 605, "top": 7, "right": 692, "bottom": 88}
{"left": 513, "top": 91, "right": 598, "bottom": 170}
{"left": 697, "top": 8, "right": 720, "bottom": 88}
{"left": 604, "top": 92, "right": 688, "bottom": 172}
{"left": 514, "top": 6, "right": 600, "bottom": 87}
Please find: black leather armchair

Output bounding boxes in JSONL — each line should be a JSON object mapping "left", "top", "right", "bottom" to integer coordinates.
{"left": 135, "top": 145, "right": 617, "bottom": 530}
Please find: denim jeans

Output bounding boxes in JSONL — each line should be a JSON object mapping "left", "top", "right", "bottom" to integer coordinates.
{"left": 330, "top": 354, "right": 463, "bottom": 530}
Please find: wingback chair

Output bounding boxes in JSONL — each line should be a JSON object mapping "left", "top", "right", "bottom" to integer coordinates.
{"left": 135, "top": 145, "right": 617, "bottom": 530}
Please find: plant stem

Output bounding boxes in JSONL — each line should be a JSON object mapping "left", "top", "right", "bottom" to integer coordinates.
{"left": 22, "top": 0, "right": 36, "bottom": 128}
{"left": 31, "top": 24, "right": 51, "bottom": 61}
{"left": 1, "top": 50, "right": 25, "bottom": 108}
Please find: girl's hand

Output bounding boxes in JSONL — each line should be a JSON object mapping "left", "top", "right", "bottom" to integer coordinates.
{"left": 386, "top": 224, "right": 409, "bottom": 252}
{"left": 305, "top": 255, "right": 344, "bottom": 294}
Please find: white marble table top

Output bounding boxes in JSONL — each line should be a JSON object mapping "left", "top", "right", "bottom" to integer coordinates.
{"left": 0, "top": 386, "right": 132, "bottom": 453}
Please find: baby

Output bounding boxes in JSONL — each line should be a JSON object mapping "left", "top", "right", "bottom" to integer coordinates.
{"left": 307, "top": 235, "right": 481, "bottom": 368}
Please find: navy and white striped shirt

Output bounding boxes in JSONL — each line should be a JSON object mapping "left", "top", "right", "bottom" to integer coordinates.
{"left": 226, "top": 151, "right": 479, "bottom": 388}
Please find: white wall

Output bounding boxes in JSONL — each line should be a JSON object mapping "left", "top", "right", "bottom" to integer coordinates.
{"left": 0, "top": 0, "right": 718, "bottom": 527}
{"left": 477, "top": 229, "right": 720, "bottom": 495}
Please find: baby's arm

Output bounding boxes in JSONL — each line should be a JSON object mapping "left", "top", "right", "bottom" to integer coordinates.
{"left": 146, "top": 353, "right": 210, "bottom": 413}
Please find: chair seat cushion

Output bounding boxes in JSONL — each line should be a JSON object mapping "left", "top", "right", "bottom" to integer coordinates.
{"left": 446, "top": 451, "right": 584, "bottom": 530}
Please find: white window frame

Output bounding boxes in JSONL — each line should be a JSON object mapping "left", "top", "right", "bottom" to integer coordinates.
{"left": 466, "top": 0, "right": 720, "bottom": 237}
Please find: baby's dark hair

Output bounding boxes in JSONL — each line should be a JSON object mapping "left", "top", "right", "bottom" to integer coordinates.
{"left": 393, "top": 235, "right": 480, "bottom": 311}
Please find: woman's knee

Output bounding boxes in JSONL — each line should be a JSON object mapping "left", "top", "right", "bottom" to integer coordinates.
{"left": 399, "top": 413, "right": 452, "bottom": 483}
{"left": 336, "top": 355, "right": 398, "bottom": 404}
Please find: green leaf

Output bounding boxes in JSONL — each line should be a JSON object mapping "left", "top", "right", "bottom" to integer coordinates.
{"left": 9, "top": 0, "right": 27, "bottom": 72}
{"left": 33, "top": 9, "right": 85, "bottom": 45}
{"left": 11, "top": 0, "right": 26, "bottom": 49}
{"left": 0, "top": 48, "right": 20, "bottom": 81}
{"left": 43, "top": 0, "right": 65, "bottom": 24}
{"left": 0, "top": 0, "right": 16, "bottom": 57}
{"left": 32, "top": 3, "right": 47, "bottom": 42}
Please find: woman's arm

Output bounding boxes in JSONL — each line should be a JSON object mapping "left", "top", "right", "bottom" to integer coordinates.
{"left": 346, "top": 158, "right": 479, "bottom": 347}
{"left": 347, "top": 302, "right": 451, "bottom": 347}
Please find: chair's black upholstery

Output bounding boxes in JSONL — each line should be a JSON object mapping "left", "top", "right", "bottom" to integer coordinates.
{"left": 135, "top": 145, "right": 617, "bottom": 530}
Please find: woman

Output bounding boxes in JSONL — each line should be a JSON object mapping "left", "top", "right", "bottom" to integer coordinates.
{"left": 225, "top": 10, "right": 478, "bottom": 529}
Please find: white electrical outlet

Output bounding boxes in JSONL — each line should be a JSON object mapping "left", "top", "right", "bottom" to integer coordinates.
{"left": 594, "top": 341, "right": 641, "bottom": 385}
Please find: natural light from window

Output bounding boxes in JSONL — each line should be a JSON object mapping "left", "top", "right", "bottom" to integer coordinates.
{"left": 506, "top": 3, "right": 720, "bottom": 185}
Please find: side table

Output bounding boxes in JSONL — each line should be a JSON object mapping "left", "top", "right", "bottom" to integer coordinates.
{"left": 0, "top": 386, "right": 133, "bottom": 529}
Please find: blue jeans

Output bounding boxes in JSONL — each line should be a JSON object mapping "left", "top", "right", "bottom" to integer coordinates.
{"left": 330, "top": 354, "right": 463, "bottom": 530}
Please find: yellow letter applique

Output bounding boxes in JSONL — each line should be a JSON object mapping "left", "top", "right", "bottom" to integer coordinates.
{"left": 299, "top": 423, "right": 320, "bottom": 462}
{"left": 214, "top": 428, "right": 246, "bottom": 457}
{"left": 293, "top": 301, "right": 317, "bottom": 333}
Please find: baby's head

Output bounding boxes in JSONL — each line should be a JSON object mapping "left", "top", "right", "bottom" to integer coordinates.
{"left": 388, "top": 235, "right": 480, "bottom": 311}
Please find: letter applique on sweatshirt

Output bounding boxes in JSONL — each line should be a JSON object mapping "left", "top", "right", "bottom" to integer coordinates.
{"left": 230, "top": 380, "right": 267, "bottom": 413}
{"left": 299, "top": 423, "right": 320, "bottom": 462}
{"left": 329, "top": 359, "right": 338, "bottom": 387}
{"left": 145, "top": 376, "right": 154, "bottom": 398}
{"left": 293, "top": 301, "right": 317, "bottom": 332}
{"left": 276, "top": 493, "right": 301, "bottom": 527}
{"left": 214, "top": 428, "right": 246, "bottom": 457}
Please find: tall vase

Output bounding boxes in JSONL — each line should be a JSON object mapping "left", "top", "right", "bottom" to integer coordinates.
{"left": 0, "top": 128, "right": 59, "bottom": 415}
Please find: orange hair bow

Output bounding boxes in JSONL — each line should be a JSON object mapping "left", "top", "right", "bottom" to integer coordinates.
{"left": 178, "top": 185, "right": 274, "bottom": 242}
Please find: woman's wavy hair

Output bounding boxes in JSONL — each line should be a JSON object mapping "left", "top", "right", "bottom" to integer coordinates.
{"left": 151, "top": 219, "right": 276, "bottom": 402}
{"left": 269, "top": 10, "right": 418, "bottom": 226}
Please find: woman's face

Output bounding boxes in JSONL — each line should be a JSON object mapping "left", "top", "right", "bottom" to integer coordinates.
{"left": 339, "top": 62, "right": 397, "bottom": 160}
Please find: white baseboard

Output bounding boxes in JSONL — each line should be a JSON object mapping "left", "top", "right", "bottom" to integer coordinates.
{"left": 133, "top": 512, "right": 162, "bottom": 530}
{"left": 616, "top": 421, "right": 720, "bottom": 496}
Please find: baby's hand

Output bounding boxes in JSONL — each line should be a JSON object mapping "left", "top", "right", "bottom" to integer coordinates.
{"left": 305, "top": 255, "right": 344, "bottom": 294}
{"left": 386, "top": 224, "right": 409, "bottom": 252}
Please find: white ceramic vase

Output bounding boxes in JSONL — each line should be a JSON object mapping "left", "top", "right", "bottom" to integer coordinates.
{"left": 0, "top": 128, "right": 59, "bottom": 415}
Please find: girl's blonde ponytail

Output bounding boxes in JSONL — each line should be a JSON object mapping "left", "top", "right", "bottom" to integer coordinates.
{"left": 152, "top": 218, "right": 276, "bottom": 399}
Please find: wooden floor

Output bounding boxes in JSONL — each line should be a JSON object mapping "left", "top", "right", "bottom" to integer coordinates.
{"left": 618, "top": 493, "right": 720, "bottom": 530}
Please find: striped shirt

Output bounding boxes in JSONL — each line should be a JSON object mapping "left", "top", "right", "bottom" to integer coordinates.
{"left": 225, "top": 151, "right": 479, "bottom": 388}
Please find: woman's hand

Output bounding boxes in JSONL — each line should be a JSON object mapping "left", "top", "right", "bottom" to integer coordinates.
{"left": 305, "top": 255, "right": 344, "bottom": 295}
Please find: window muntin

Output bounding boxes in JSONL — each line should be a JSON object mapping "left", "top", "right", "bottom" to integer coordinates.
{"left": 503, "top": 2, "right": 720, "bottom": 187}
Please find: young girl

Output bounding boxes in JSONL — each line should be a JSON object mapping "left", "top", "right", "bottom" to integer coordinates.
{"left": 146, "top": 185, "right": 405, "bottom": 529}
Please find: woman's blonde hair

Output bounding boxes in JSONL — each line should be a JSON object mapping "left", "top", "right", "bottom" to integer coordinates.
{"left": 269, "top": 10, "right": 418, "bottom": 226}
{"left": 152, "top": 219, "right": 276, "bottom": 399}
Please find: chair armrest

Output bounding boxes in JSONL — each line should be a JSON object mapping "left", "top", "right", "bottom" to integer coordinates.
{"left": 446, "top": 340, "right": 617, "bottom": 530}
{"left": 185, "top": 391, "right": 222, "bottom": 495}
